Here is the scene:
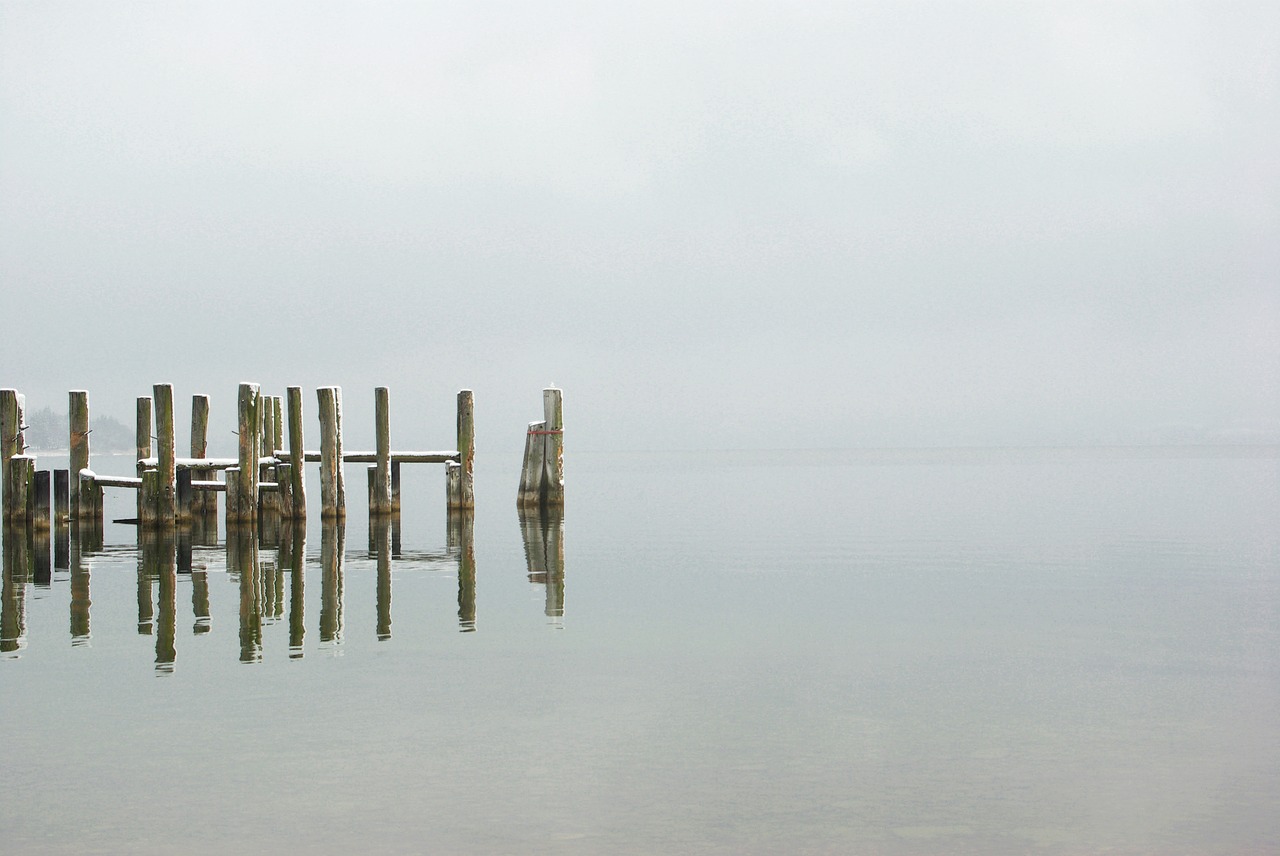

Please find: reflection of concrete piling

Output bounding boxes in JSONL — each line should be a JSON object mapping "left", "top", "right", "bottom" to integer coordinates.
{"left": 520, "top": 506, "right": 565, "bottom": 621}
{"left": 517, "top": 387, "right": 563, "bottom": 509}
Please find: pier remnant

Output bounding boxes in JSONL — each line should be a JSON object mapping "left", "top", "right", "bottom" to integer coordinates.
{"left": 517, "top": 387, "right": 563, "bottom": 508}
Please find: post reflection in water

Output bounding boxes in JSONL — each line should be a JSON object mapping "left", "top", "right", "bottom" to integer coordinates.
{"left": 282, "top": 520, "right": 307, "bottom": 658}
{"left": 370, "top": 515, "right": 394, "bottom": 640}
{"left": 70, "top": 526, "right": 91, "bottom": 644}
{"left": 518, "top": 507, "right": 565, "bottom": 623}
{"left": 141, "top": 528, "right": 178, "bottom": 674}
{"left": 2, "top": 525, "right": 30, "bottom": 654}
{"left": 319, "top": 520, "right": 345, "bottom": 646}
{"left": 33, "top": 531, "right": 52, "bottom": 588}
{"left": 448, "top": 512, "right": 476, "bottom": 632}
{"left": 228, "top": 526, "right": 263, "bottom": 664}
{"left": 54, "top": 525, "right": 69, "bottom": 574}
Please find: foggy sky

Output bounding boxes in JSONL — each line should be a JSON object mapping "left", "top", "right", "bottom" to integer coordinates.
{"left": 2, "top": 1, "right": 1276, "bottom": 454}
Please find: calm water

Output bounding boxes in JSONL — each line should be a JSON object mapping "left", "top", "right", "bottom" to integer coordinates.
{"left": 2, "top": 447, "right": 1277, "bottom": 855}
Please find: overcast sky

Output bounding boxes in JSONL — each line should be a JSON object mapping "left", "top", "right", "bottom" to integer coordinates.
{"left": 2, "top": 1, "right": 1276, "bottom": 453}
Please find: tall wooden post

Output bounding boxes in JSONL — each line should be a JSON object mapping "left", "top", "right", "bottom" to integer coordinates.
{"left": 317, "top": 387, "right": 345, "bottom": 519}
{"left": 190, "top": 394, "right": 210, "bottom": 514}
{"left": 0, "top": 388, "right": 18, "bottom": 522}
{"left": 69, "top": 391, "right": 90, "bottom": 520}
{"left": 286, "top": 387, "right": 306, "bottom": 519}
{"left": 154, "top": 384, "right": 176, "bottom": 525}
{"left": 32, "top": 469, "right": 51, "bottom": 531}
{"left": 542, "top": 387, "right": 564, "bottom": 506}
{"left": 451, "top": 389, "right": 475, "bottom": 510}
{"left": 54, "top": 469, "right": 69, "bottom": 525}
{"left": 371, "top": 387, "right": 392, "bottom": 515}
{"left": 233, "top": 382, "right": 260, "bottom": 523}
{"left": 1, "top": 390, "right": 22, "bottom": 521}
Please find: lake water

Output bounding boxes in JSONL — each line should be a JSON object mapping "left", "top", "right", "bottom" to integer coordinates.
{"left": 2, "top": 447, "right": 1277, "bottom": 854}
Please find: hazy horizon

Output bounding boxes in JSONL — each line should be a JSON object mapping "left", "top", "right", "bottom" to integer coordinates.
{"left": 3, "top": 2, "right": 1277, "bottom": 455}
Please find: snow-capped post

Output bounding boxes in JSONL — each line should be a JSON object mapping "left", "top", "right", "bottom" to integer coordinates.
{"left": 286, "top": 387, "right": 306, "bottom": 519}
{"left": 69, "top": 390, "right": 90, "bottom": 520}
{"left": 371, "top": 386, "right": 392, "bottom": 515}
{"left": 449, "top": 390, "right": 475, "bottom": 510}
{"left": 154, "top": 383, "right": 176, "bottom": 525}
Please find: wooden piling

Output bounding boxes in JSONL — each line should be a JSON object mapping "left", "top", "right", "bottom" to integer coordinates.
{"left": 450, "top": 389, "right": 475, "bottom": 510}
{"left": 176, "top": 469, "right": 193, "bottom": 522}
{"left": 225, "top": 468, "right": 241, "bottom": 521}
{"left": 517, "top": 421, "right": 546, "bottom": 507}
{"left": 33, "top": 469, "right": 50, "bottom": 531}
{"left": 233, "top": 383, "right": 260, "bottom": 523}
{"left": 1, "top": 390, "right": 22, "bottom": 521}
{"left": 190, "top": 394, "right": 211, "bottom": 514}
{"left": 272, "top": 397, "right": 284, "bottom": 458}
{"left": 140, "top": 469, "right": 160, "bottom": 528}
{"left": 54, "top": 469, "right": 69, "bottom": 525}
{"left": 317, "top": 386, "right": 345, "bottom": 519}
{"left": 5, "top": 455, "right": 34, "bottom": 524}
{"left": 69, "top": 391, "right": 90, "bottom": 520}
{"left": 154, "top": 384, "right": 176, "bottom": 525}
{"left": 286, "top": 387, "right": 306, "bottom": 519}
{"left": 371, "top": 387, "right": 392, "bottom": 515}
{"left": 542, "top": 387, "right": 564, "bottom": 506}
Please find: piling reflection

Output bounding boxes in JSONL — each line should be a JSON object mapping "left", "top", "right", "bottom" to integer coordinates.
{"left": 228, "top": 526, "right": 263, "bottom": 663}
{"left": 54, "top": 525, "right": 69, "bottom": 574}
{"left": 2, "top": 524, "right": 30, "bottom": 654}
{"left": 448, "top": 512, "right": 476, "bottom": 631}
{"left": 371, "top": 516, "right": 394, "bottom": 640}
{"left": 519, "top": 506, "right": 565, "bottom": 623}
{"left": 70, "top": 529, "right": 91, "bottom": 644}
{"left": 33, "top": 531, "right": 51, "bottom": 588}
{"left": 320, "top": 520, "right": 345, "bottom": 646}
{"left": 141, "top": 528, "right": 178, "bottom": 674}
{"left": 283, "top": 520, "right": 307, "bottom": 657}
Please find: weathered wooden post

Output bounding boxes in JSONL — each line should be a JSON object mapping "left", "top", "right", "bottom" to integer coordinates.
{"left": 154, "top": 384, "right": 176, "bottom": 525}
{"left": 272, "top": 397, "right": 284, "bottom": 458}
{"left": 225, "top": 467, "right": 241, "bottom": 522}
{"left": 371, "top": 387, "right": 392, "bottom": 515}
{"left": 190, "top": 394, "right": 211, "bottom": 514}
{"left": 5, "top": 455, "right": 34, "bottom": 525}
{"left": 69, "top": 391, "right": 90, "bottom": 520}
{"left": 317, "top": 386, "right": 346, "bottom": 519}
{"left": 286, "top": 387, "right": 306, "bottom": 519}
{"left": 449, "top": 390, "right": 475, "bottom": 510}
{"left": 54, "top": 469, "right": 69, "bottom": 525}
{"left": 139, "top": 469, "right": 160, "bottom": 528}
{"left": 1, "top": 390, "right": 23, "bottom": 520}
{"left": 135, "top": 396, "right": 153, "bottom": 522}
{"left": 32, "top": 469, "right": 50, "bottom": 531}
{"left": 517, "top": 388, "right": 563, "bottom": 508}
{"left": 232, "top": 383, "right": 260, "bottom": 523}
{"left": 176, "top": 469, "right": 193, "bottom": 523}
{"left": 542, "top": 387, "right": 564, "bottom": 506}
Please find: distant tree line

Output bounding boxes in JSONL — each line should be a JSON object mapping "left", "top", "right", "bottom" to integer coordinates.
{"left": 23, "top": 407, "right": 135, "bottom": 452}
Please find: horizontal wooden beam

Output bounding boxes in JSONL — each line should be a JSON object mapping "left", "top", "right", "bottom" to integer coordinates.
{"left": 276, "top": 450, "right": 460, "bottom": 464}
